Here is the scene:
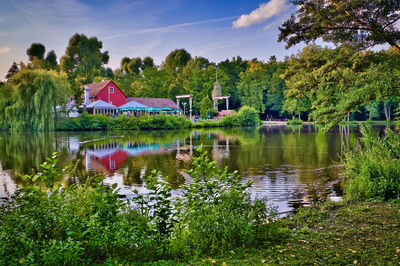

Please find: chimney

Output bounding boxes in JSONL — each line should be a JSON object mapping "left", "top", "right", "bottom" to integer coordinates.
{"left": 84, "top": 86, "right": 90, "bottom": 105}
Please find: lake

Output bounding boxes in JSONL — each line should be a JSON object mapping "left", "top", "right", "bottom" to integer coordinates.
{"left": 0, "top": 125, "right": 363, "bottom": 214}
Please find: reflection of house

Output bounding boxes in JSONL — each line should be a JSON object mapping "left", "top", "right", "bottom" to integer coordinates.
{"left": 85, "top": 143, "right": 127, "bottom": 175}
{"left": 123, "top": 143, "right": 161, "bottom": 156}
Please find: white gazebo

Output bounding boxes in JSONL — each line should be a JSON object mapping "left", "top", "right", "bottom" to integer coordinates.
{"left": 86, "top": 100, "right": 118, "bottom": 116}
{"left": 176, "top": 94, "right": 193, "bottom": 119}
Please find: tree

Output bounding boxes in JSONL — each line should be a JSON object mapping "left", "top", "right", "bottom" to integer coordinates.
{"left": 279, "top": 0, "right": 400, "bottom": 53}
{"left": 182, "top": 63, "right": 229, "bottom": 113}
{"left": 364, "top": 101, "right": 380, "bottom": 120}
{"left": 218, "top": 56, "right": 248, "bottom": 110}
{"left": 4, "top": 69, "right": 68, "bottom": 131}
{"left": 237, "top": 60, "right": 268, "bottom": 113}
{"left": 60, "top": 33, "right": 109, "bottom": 97}
{"left": 282, "top": 44, "right": 400, "bottom": 126}
{"left": 5, "top": 62, "right": 19, "bottom": 81}
{"left": 142, "top": 56, "right": 155, "bottom": 70}
{"left": 130, "top": 67, "right": 168, "bottom": 97}
{"left": 120, "top": 57, "right": 131, "bottom": 73}
{"left": 45, "top": 50, "right": 58, "bottom": 69}
{"left": 199, "top": 95, "right": 213, "bottom": 118}
{"left": 162, "top": 49, "right": 191, "bottom": 71}
{"left": 26, "top": 43, "right": 46, "bottom": 61}
{"left": 127, "top": 57, "right": 143, "bottom": 75}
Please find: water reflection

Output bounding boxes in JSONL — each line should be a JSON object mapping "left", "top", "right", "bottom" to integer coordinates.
{"left": 0, "top": 126, "right": 382, "bottom": 213}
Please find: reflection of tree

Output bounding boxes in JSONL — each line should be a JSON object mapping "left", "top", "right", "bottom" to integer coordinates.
{"left": 0, "top": 132, "right": 71, "bottom": 181}
{"left": 123, "top": 164, "right": 143, "bottom": 186}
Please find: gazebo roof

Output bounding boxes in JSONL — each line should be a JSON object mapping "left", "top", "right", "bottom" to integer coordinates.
{"left": 118, "top": 100, "right": 148, "bottom": 110}
{"left": 86, "top": 100, "right": 117, "bottom": 109}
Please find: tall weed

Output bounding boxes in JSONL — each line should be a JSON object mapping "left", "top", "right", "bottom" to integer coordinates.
{"left": 343, "top": 127, "right": 400, "bottom": 201}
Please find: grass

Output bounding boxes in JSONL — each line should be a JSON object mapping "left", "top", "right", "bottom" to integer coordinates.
{"left": 150, "top": 201, "right": 400, "bottom": 265}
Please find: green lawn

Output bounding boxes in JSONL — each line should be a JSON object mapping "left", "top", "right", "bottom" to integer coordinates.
{"left": 153, "top": 202, "right": 400, "bottom": 265}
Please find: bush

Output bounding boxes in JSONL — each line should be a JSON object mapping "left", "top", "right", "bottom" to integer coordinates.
{"left": 287, "top": 118, "right": 303, "bottom": 125}
{"left": 0, "top": 154, "right": 157, "bottom": 264}
{"left": 57, "top": 113, "right": 191, "bottom": 131}
{"left": 169, "top": 147, "right": 276, "bottom": 257}
{"left": 237, "top": 105, "right": 260, "bottom": 127}
{"left": 0, "top": 149, "right": 279, "bottom": 263}
{"left": 220, "top": 106, "right": 260, "bottom": 127}
{"left": 343, "top": 127, "right": 400, "bottom": 202}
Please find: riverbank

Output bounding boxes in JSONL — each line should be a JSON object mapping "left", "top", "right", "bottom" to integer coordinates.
{"left": 159, "top": 201, "right": 400, "bottom": 265}
{"left": 263, "top": 120, "right": 392, "bottom": 126}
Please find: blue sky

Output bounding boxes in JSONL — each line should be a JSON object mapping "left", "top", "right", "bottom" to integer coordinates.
{"left": 0, "top": 0, "right": 305, "bottom": 81}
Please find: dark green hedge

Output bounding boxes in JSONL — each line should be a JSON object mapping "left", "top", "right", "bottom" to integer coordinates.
{"left": 56, "top": 106, "right": 260, "bottom": 131}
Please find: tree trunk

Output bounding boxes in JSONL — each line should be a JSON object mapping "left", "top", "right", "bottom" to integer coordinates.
{"left": 383, "top": 102, "right": 388, "bottom": 121}
{"left": 347, "top": 112, "right": 350, "bottom": 124}
{"left": 387, "top": 39, "right": 400, "bottom": 54}
{"left": 298, "top": 113, "right": 300, "bottom": 120}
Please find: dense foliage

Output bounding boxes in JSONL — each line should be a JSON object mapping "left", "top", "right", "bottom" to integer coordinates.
{"left": 1, "top": 69, "right": 68, "bottom": 131}
{"left": 0, "top": 150, "right": 279, "bottom": 264}
{"left": 343, "top": 127, "right": 400, "bottom": 202}
{"left": 57, "top": 106, "right": 259, "bottom": 131}
{"left": 2, "top": 30, "right": 400, "bottom": 131}
{"left": 279, "top": 0, "right": 400, "bottom": 52}
{"left": 56, "top": 112, "right": 192, "bottom": 131}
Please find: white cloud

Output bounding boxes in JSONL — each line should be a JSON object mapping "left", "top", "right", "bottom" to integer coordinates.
{"left": 232, "top": 0, "right": 288, "bottom": 28}
{"left": 0, "top": 47, "right": 11, "bottom": 54}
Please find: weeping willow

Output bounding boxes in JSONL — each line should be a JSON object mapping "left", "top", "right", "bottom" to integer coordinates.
{"left": 3, "top": 69, "right": 68, "bottom": 131}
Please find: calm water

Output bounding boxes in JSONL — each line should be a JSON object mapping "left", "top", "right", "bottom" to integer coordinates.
{"left": 0, "top": 125, "right": 365, "bottom": 213}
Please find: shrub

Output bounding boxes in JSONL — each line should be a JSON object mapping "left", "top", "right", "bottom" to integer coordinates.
{"left": 0, "top": 154, "right": 157, "bottom": 264}
{"left": 56, "top": 113, "right": 191, "bottom": 131}
{"left": 169, "top": 147, "right": 276, "bottom": 257}
{"left": 0, "top": 148, "right": 279, "bottom": 263}
{"left": 343, "top": 127, "right": 400, "bottom": 201}
{"left": 287, "top": 118, "right": 303, "bottom": 125}
{"left": 237, "top": 105, "right": 260, "bottom": 127}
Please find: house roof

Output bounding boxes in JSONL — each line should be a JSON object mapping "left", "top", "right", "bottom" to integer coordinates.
{"left": 119, "top": 100, "right": 148, "bottom": 110}
{"left": 126, "top": 97, "right": 180, "bottom": 110}
{"left": 81, "top": 80, "right": 111, "bottom": 98}
{"left": 86, "top": 100, "right": 117, "bottom": 109}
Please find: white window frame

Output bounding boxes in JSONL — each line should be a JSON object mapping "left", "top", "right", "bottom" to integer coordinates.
{"left": 109, "top": 87, "right": 114, "bottom": 93}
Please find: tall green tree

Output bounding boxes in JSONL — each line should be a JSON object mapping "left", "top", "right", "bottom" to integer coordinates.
{"left": 60, "top": 33, "right": 109, "bottom": 98}
{"left": 127, "top": 57, "right": 143, "bottom": 75}
{"left": 182, "top": 61, "right": 229, "bottom": 113}
{"left": 26, "top": 43, "right": 46, "bottom": 61}
{"left": 130, "top": 67, "right": 168, "bottom": 97}
{"left": 45, "top": 50, "right": 58, "bottom": 69}
{"left": 199, "top": 95, "right": 213, "bottom": 118}
{"left": 142, "top": 56, "right": 155, "bottom": 70}
{"left": 218, "top": 56, "right": 248, "bottom": 110}
{"left": 5, "top": 62, "right": 19, "bottom": 81}
{"left": 237, "top": 60, "right": 268, "bottom": 113}
{"left": 4, "top": 69, "right": 68, "bottom": 131}
{"left": 279, "top": 0, "right": 400, "bottom": 53}
{"left": 162, "top": 49, "right": 191, "bottom": 71}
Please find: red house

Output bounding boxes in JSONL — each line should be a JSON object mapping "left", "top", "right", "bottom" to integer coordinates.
{"left": 81, "top": 80, "right": 126, "bottom": 107}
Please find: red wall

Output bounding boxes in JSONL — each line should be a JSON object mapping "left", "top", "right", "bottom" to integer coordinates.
{"left": 96, "top": 81, "right": 126, "bottom": 107}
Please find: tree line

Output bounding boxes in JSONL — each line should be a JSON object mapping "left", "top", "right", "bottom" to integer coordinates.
{"left": 1, "top": 0, "right": 399, "bottom": 130}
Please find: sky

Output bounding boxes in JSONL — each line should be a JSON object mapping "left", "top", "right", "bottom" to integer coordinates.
{"left": 0, "top": 0, "right": 306, "bottom": 81}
